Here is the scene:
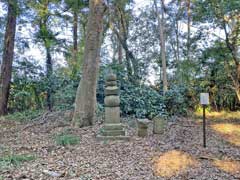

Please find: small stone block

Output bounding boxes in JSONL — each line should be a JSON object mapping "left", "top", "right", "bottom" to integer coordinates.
{"left": 137, "top": 119, "right": 150, "bottom": 137}
{"left": 153, "top": 116, "right": 166, "bottom": 134}
{"left": 138, "top": 129, "right": 148, "bottom": 137}
{"left": 137, "top": 119, "right": 150, "bottom": 129}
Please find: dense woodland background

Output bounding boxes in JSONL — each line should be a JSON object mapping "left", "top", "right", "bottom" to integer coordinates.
{"left": 0, "top": 0, "right": 240, "bottom": 123}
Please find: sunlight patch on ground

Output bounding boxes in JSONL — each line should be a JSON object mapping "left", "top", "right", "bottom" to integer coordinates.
{"left": 195, "top": 111, "right": 240, "bottom": 121}
{"left": 211, "top": 123, "right": 240, "bottom": 146}
{"left": 207, "top": 111, "right": 240, "bottom": 120}
{"left": 153, "top": 150, "right": 198, "bottom": 178}
{"left": 213, "top": 159, "right": 240, "bottom": 174}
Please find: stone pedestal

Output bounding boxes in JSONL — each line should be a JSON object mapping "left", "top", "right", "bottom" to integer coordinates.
{"left": 97, "top": 73, "right": 129, "bottom": 141}
{"left": 137, "top": 119, "right": 150, "bottom": 137}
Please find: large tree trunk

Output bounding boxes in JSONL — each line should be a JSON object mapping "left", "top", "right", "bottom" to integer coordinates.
{"left": 223, "top": 20, "right": 240, "bottom": 102}
{"left": 0, "top": 0, "right": 17, "bottom": 115}
{"left": 72, "top": 0, "right": 105, "bottom": 127}
{"left": 236, "top": 88, "right": 240, "bottom": 102}
{"left": 154, "top": 0, "right": 168, "bottom": 93}
{"left": 234, "top": 64, "right": 240, "bottom": 102}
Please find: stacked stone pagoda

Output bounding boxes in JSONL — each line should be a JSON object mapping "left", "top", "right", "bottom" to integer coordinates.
{"left": 97, "top": 73, "right": 129, "bottom": 140}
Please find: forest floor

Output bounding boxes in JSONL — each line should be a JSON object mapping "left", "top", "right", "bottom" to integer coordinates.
{"left": 0, "top": 111, "right": 240, "bottom": 180}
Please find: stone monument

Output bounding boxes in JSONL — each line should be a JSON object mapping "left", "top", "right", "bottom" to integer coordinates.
{"left": 97, "top": 73, "right": 129, "bottom": 140}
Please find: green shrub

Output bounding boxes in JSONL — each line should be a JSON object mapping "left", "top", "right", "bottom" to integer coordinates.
{"left": 120, "top": 82, "right": 166, "bottom": 119}
{"left": 55, "top": 133, "right": 80, "bottom": 146}
{"left": 163, "top": 85, "right": 190, "bottom": 116}
{"left": 53, "top": 74, "right": 80, "bottom": 110}
{"left": 10, "top": 60, "right": 46, "bottom": 111}
{"left": 0, "top": 154, "right": 35, "bottom": 169}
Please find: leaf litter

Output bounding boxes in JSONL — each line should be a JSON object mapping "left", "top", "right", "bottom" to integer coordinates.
{"left": 0, "top": 112, "right": 239, "bottom": 179}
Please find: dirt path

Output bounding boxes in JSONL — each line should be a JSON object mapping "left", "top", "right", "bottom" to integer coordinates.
{"left": 0, "top": 114, "right": 239, "bottom": 180}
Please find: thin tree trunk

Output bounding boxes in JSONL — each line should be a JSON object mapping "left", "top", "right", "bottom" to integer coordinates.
{"left": 187, "top": 0, "right": 191, "bottom": 61}
{"left": 117, "top": 20, "right": 123, "bottom": 64}
{"left": 154, "top": 0, "right": 168, "bottom": 93}
{"left": 175, "top": 20, "right": 182, "bottom": 83}
{"left": 118, "top": 41, "right": 123, "bottom": 64}
{"left": 73, "top": 10, "right": 78, "bottom": 75}
{"left": 112, "top": 27, "right": 135, "bottom": 79}
{"left": 111, "top": 6, "right": 140, "bottom": 81}
{"left": 176, "top": 20, "right": 180, "bottom": 63}
{"left": 0, "top": 0, "right": 17, "bottom": 115}
{"left": 72, "top": 0, "right": 105, "bottom": 127}
{"left": 37, "top": 1, "right": 53, "bottom": 111}
{"left": 46, "top": 46, "right": 53, "bottom": 111}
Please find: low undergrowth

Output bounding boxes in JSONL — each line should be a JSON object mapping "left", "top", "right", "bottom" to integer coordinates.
{"left": 54, "top": 132, "right": 80, "bottom": 146}
{"left": 0, "top": 154, "right": 35, "bottom": 170}
{"left": 3, "top": 110, "right": 44, "bottom": 122}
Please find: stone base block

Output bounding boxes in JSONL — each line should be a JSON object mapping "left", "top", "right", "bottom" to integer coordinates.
{"left": 97, "top": 123, "right": 129, "bottom": 141}
{"left": 96, "top": 135, "right": 130, "bottom": 141}
{"left": 102, "top": 129, "right": 125, "bottom": 136}
{"left": 103, "top": 123, "right": 123, "bottom": 130}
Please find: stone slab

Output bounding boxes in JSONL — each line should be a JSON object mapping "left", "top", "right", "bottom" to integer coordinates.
{"left": 106, "top": 81, "right": 117, "bottom": 86}
{"left": 102, "top": 130, "right": 125, "bottom": 136}
{"left": 103, "top": 123, "right": 123, "bottom": 130}
{"left": 96, "top": 135, "right": 130, "bottom": 141}
{"left": 105, "top": 86, "right": 119, "bottom": 95}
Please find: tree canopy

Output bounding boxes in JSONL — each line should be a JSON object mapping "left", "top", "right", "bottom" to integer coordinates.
{"left": 0, "top": 0, "right": 239, "bottom": 117}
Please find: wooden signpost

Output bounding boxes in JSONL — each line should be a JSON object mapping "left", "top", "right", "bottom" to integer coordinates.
{"left": 200, "top": 93, "right": 209, "bottom": 148}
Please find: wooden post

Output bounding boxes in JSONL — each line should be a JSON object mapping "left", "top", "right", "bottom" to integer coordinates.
{"left": 200, "top": 93, "right": 209, "bottom": 148}
{"left": 203, "top": 105, "right": 206, "bottom": 148}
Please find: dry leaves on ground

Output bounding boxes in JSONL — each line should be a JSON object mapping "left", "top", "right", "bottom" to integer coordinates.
{"left": 0, "top": 112, "right": 240, "bottom": 180}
